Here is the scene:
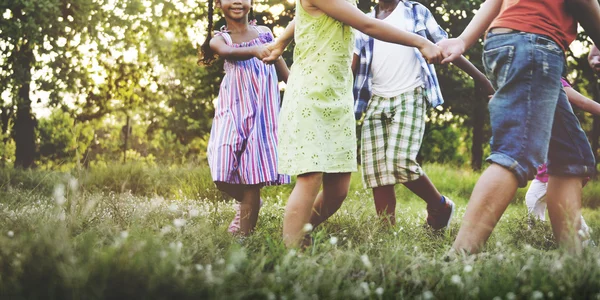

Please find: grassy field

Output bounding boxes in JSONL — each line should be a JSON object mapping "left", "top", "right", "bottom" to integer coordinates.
{"left": 2, "top": 164, "right": 600, "bottom": 299}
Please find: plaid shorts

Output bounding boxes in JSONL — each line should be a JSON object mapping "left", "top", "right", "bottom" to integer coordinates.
{"left": 360, "top": 87, "right": 426, "bottom": 188}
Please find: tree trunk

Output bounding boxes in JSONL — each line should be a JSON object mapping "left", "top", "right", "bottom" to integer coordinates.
{"left": 471, "top": 97, "right": 485, "bottom": 171}
{"left": 123, "top": 115, "right": 130, "bottom": 163}
{"left": 13, "top": 42, "right": 36, "bottom": 169}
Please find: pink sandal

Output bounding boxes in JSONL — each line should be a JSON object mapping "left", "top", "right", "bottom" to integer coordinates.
{"left": 228, "top": 199, "right": 263, "bottom": 234}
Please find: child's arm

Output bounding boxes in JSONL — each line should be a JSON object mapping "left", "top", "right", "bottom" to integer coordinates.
{"left": 257, "top": 25, "right": 290, "bottom": 82}
{"left": 263, "top": 20, "right": 296, "bottom": 64}
{"left": 307, "top": 0, "right": 442, "bottom": 63}
{"left": 566, "top": 0, "right": 600, "bottom": 46}
{"left": 437, "top": 0, "right": 504, "bottom": 63}
{"left": 210, "top": 35, "right": 271, "bottom": 61}
{"left": 566, "top": 86, "right": 600, "bottom": 115}
{"left": 274, "top": 58, "right": 290, "bottom": 83}
{"left": 451, "top": 56, "right": 495, "bottom": 97}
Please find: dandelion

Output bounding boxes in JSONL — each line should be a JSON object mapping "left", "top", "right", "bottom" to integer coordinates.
{"left": 360, "top": 282, "right": 370, "bottom": 294}
{"left": 303, "top": 223, "right": 313, "bottom": 232}
{"left": 195, "top": 264, "right": 203, "bottom": 271}
{"left": 423, "top": 291, "right": 434, "bottom": 300}
{"left": 174, "top": 218, "right": 186, "bottom": 228}
{"left": 360, "top": 254, "right": 373, "bottom": 269}
{"left": 160, "top": 225, "right": 172, "bottom": 235}
{"left": 68, "top": 177, "right": 78, "bottom": 192}
{"left": 506, "top": 292, "right": 516, "bottom": 300}
{"left": 464, "top": 265, "right": 473, "bottom": 273}
{"left": 189, "top": 209, "right": 200, "bottom": 217}
{"left": 375, "top": 287, "right": 384, "bottom": 296}
{"left": 451, "top": 274, "right": 462, "bottom": 285}
{"left": 330, "top": 236, "right": 338, "bottom": 245}
{"left": 7, "top": 231, "right": 14, "bottom": 237}
{"left": 54, "top": 184, "right": 66, "bottom": 205}
{"left": 168, "top": 203, "right": 179, "bottom": 212}
{"left": 532, "top": 291, "right": 544, "bottom": 300}
{"left": 120, "top": 231, "right": 129, "bottom": 239}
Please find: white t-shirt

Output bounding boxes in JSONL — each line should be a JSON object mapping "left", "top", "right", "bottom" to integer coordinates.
{"left": 371, "top": 5, "right": 423, "bottom": 97}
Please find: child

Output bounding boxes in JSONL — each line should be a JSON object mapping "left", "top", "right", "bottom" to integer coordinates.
{"left": 199, "top": 0, "right": 291, "bottom": 236}
{"left": 352, "top": 0, "right": 495, "bottom": 229}
{"left": 526, "top": 78, "right": 600, "bottom": 245}
{"left": 263, "top": 0, "right": 444, "bottom": 247}
{"left": 438, "top": 0, "right": 600, "bottom": 254}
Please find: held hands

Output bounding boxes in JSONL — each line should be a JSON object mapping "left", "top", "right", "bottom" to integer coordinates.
{"left": 253, "top": 45, "right": 272, "bottom": 60}
{"left": 419, "top": 41, "right": 444, "bottom": 64}
{"left": 437, "top": 38, "right": 466, "bottom": 64}
{"left": 262, "top": 42, "right": 285, "bottom": 64}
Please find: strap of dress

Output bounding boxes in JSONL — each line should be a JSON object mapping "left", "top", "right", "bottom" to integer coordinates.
{"left": 216, "top": 27, "right": 233, "bottom": 46}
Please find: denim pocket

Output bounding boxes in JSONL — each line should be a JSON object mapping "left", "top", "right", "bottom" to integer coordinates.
{"left": 534, "top": 36, "right": 563, "bottom": 56}
{"left": 483, "top": 45, "right": 515, "bottom": 90}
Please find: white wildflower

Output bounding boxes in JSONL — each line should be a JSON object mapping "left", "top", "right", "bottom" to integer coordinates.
{"left": 375, "top": 287, "right": 384, "bottom": 296}
{"left": 68, "top": 177, "right": 78, "bottom": 191}
{"left": 173, "top": 218, "right": 186, "bottom": 228}
{"left": 451, "top": 274, "right": 462, "bottom": 285}
{"left": 302, "top": 223, "right": 313, "bottom": 232}
{"left": 54, "top": 184, "right": 66, "bottom": 205}
{"left": 168, "top": 203, "right": 178, "bottom": 212}
{"left": 195, "top": 264, "right": 203, "bottom": 271}
{"left": 532, "top": 291, "right": 544, "bottom": 300}
{"left": 506, "top": 292, "right": 516, "bottom": 300}
{"left": 120, "top": 231, "right": 129, "bottom": 239}
{"left": 189, "top": 209, "right": 200, "bottom": 217}
{"left": 7, "top": 231, "right": 14, "bottom": 237}
{"left": 329, "top": 236, "right": 338, "bottom": 245}
{"left": 360, "top": 254, "right": 372, "bottom": 269}
{"left": 423, "top": 291, "right": 434, "bottom": 300}
{"left": 464, "top": 265, "right": 473, "bottom": 273}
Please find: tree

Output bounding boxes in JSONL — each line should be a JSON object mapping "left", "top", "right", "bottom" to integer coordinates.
{"left": 0, "top": 0, "right": 104, "bottom": 168}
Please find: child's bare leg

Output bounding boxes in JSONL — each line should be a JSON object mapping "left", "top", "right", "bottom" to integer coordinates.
{"left": 403, "top": 175, "right": 443, "bottom": 204}
{"left": 310, "top": 172, "right": 352, "bottom": 228}
{"left": 283, "top": 172, "right": 323, "bottom": 248}
{"left": 238, "top": 185, "right": 261, "bottom": 236}
{"left": 452, "top": 164, "right": 518, "bottom": 254}
{"left": 546, "top": 175, "right": 583, "bottom": 254}
{"left": 371, "top": 185, "right": 396, "bottom": 225}
{"left": 215, "top": 182, "right": 244, "bottom": 201}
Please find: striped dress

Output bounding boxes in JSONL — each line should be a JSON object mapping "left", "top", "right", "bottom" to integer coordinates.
{"left": 207, "top": 28, "right": 290, "bottom": 186}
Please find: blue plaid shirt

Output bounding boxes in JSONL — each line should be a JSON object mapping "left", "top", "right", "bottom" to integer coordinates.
{"left": 353, "top": 1, "right": 448, "bottom": 119}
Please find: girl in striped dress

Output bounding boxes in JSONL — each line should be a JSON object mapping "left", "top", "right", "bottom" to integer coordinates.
{"left": 199, "top": 0, "right": 290, "bottom": 236}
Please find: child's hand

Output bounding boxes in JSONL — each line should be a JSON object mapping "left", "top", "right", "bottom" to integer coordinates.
{"left": 419, "top": 42, "right": 444, "bottom": 64}
{"left": 437, "top": 38, "right": 466, "bottom": 64}
{"left": 262, "top": 42, "right": 285, "bottom": 64}
{"left": 253, "top": 45, "right": 271, "bottom": 60}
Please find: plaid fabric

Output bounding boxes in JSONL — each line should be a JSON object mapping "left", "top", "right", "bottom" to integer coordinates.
{"left": 361, "top": 87, "right": 426, "bottom": 188}
{"left": 353, "top": 1, "right": 447, "bottom": 119}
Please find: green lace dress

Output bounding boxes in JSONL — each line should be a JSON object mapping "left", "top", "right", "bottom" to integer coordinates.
{"left": 278, "top": 0, "right": 357, "bottom": 175}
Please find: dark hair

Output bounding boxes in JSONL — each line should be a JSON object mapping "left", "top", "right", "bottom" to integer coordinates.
{"left": 199, "top": 0, "right": 215, "bottom": 65}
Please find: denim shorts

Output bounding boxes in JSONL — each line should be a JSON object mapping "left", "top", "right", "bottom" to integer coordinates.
{"left": 482, "top": 31, "right": 595, "bottom": 187}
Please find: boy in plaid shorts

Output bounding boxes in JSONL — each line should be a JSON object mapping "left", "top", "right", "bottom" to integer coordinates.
{"left": 352, "top": 0, "right": 494, "bottom": 229}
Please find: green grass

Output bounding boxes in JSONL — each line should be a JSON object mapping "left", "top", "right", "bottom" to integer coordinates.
{"left": 1, "top": 164, "right": 600, "bottom": 299}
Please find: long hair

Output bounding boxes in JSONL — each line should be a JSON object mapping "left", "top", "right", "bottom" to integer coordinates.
{"left": 198, "top": 0, "right": 215, "bottom": 65}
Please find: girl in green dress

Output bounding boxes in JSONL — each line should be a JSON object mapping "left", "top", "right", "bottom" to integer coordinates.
{"left": 265, "top": 0, "right": 444, "bottom": 248}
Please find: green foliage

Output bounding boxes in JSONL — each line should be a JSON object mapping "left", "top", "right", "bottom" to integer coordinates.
{"left": 1, "top": 164, "right": 600, "bottom": 298}
{"left": 37, "top": 109, "right": 95, "bottom": 170}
